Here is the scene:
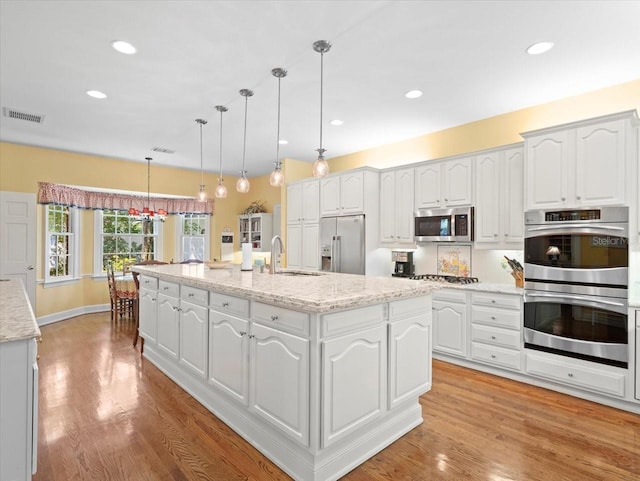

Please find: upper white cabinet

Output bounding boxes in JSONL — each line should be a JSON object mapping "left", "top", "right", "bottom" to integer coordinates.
{"left": 415, "top": 156, "right": 474, "bottom": 209}
{"left": 380, "top": 167, "right": 415, "bottom": 245}
{"left": 320, "top": 171, "right": 366, "bottom": 216}
{"left": 523, "top": 111, "right": 638, "bottom": 210}
{"left": 475, "top": 145, "right": 524, "bottom": 248}
{"left": 287, "top": 179, "right": 320, "bottom": 270}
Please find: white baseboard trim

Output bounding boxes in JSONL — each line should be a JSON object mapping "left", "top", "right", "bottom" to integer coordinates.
{"left": 37, "top": 304, "right": 110, "bottom": 326}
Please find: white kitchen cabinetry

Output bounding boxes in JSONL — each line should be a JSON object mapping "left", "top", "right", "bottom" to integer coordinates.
{"left": 432, "top": 289, "right": 468, "bottom": 358}
{"left": 179, "top": 286, "right": 209, "bottom": 378}
{"left": 380, "top": 167, "right": 415, "bottom": 245}
{"left": 157, "top": 281, "right": 180, "bottom": 359}
{"left": 209, "top": 311, "right": 249, "bottom": 404}
{"left": 287, "top": 180, "right": 320, "bottom": 271}
{"left": 475, "top": 145, "right": 524, "bottom": 248}
{"left": 0, "top": 337, "right": 38, "bottom": 481}
{"left": 250, "top": 322, "right": 310, "bottom": 446}
{"left": 636, "top": 311, "right": 639, "bottom": 401}
{"left": 523, "top": 111, "right": 638, "bottom": 210}
{"left": 470, "top": 292, "right": 522, "bottom": 371}
{"left": 388, "top": 296, "right": 432, "bottom": 409}
{"left": 414, "top": 156, "right": 473, "bottom": 209}
{"left": 239, "top": 213, "right": 273, "bottom": 252}
{"left": 138, "top": 276, "right": 159, "bottom": 344}
{"left": 321, "top": 325, "right": 386, "bottom": 448}
{"left": 319, "top": 169, "right": 380, "bottom": 217}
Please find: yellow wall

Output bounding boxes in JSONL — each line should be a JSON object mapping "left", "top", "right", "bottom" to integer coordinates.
{"left": 1, "top": 79, "right": 638, "bottom": 319}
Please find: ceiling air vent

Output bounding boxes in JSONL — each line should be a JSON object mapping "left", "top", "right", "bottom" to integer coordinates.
{"left": 3, "top": 107, "right": 45, "bottom": 124}
{"left": 152, "top": 147, "right": 175, "bottom": 154}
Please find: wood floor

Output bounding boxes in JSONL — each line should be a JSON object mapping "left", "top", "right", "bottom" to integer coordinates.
{"left": 33, "top": 312, "right": 639, "bottom": 481}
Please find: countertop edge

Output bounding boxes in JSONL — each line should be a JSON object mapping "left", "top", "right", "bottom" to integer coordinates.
{"left": 0, "top": 279, "right": 41, "bottom": 343}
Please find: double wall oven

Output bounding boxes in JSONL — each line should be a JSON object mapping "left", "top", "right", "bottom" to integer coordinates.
{"left": 523, "top": 207, "right": 629, "bottom": 368}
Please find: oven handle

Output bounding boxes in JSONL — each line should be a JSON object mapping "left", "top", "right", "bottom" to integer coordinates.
{"left": 526, "top": 224, "right": 624, "bottom": 232}
{"left": 525, "top": 291, "right": 625, "bottom": 308}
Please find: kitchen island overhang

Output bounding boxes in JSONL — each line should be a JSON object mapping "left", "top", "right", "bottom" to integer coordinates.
{"left": 133, "top": 263, "right": 438, "bottom": 481}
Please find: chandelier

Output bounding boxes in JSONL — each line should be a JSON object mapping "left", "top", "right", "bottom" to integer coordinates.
{"left": 312, "top": 40, "right": 331, "bottom": 178}
{"left": 128, "top": 157, "right": 167, "bottom": 222}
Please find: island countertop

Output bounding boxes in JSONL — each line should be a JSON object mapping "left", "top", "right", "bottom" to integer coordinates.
{"left": 0, "top": 278, "right": 40, "bottom": 342}
{"left": 132, "top": 263, "right": 440, "bottom": 313}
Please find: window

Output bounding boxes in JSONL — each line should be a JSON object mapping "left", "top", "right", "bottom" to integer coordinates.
{"left": 45, "top": 205, "right": 79, "bottom": 283}
{"left": 177, "top": 214, "right": 210, "bottom": 262}
{"left": 94, "top": 209, "right": 163, "bottom": 275}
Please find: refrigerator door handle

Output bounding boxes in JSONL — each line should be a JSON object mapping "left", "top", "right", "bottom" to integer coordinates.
{"left": 330, "top": 236, "right": 335, "bottom": 272}
{"left": 334, "top": 235, "right": 341, "bottom": 273}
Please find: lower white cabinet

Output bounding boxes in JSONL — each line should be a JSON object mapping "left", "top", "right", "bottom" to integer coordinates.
{"left": 321, "top": 325, "right": 386, "bottom": 448}
{"left": 432, "top": 290, "right": 468, "bottom": 358}
{"left": 526, "top": 351, "right": 626, "bottom": 398}
{"left": 179, "top": 300, "right": 208, "bottom": 378}
{"left": 0, "top": 337, "right": 38, "bottom": 481}
{"left": 250, "top": 322, "right": 310, "bottom": 446}
{"left": 157, "top": 292, "right": 180, "bottom": 359}
{"left": 635, "top": 311, "right": 639, "bottom": 401}
{"left": 138, "top": 287, "right": 158, "bottom": 343}
{"left": 388, "top": 314, "right": 432, "bottom": 408}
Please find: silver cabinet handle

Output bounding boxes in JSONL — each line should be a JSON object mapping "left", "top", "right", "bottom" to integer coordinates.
{"left": 491, "top": 336, "right": 496, "bottom": 340}
{"left": 164, "top": 286, "right": 169, "bottom": 290}
{"left": 568, "top": 373, "right": 574, "bottom": 378}
{"left": 270, "top": 315, "right": 278, "bottom": 321}
{"left": 248, "top": 334, "right": 255, "bottom": 339}
{"left": 239, "top": 331, "right": 247, "bottom": 336}
{"left": 188, "top": 293, "right": 194, "bottom": 297}
{"left": 222, "top": 302, "right": 229, "bottom": 307}
{"left": 491, "top": 354, "right": 496, "bottom": 359}
{"left": 27, "top": 265, "right": 34, "bottom": 270}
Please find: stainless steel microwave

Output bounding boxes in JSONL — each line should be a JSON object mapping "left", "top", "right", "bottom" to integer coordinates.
{"left": 414, "top": 207, "right": 474, "bottom": 242}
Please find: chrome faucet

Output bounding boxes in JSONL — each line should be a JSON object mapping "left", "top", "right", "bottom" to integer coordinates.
{"left": 270, "top": 235, "right": 284, "bottom": 274}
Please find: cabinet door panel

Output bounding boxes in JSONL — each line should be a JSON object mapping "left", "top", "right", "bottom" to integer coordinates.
{"left": 340, "top": 172, "right": 364, "bottom": 214}
{"left": 475, "top": 152, "right": 500, "bottom": 243}
{"left": 389, "top": 316, "right": 432, "bottom": 408}
{"left": 395, "top": 168, "right": 415, "bottom": 242}
{"left": 301, "top": 223, "right": 319, "bottom": 271}
{"left": 179, "top": 302, "right": 208, "bottom": 378}
{"left": 320, "top": 177, "right": 341, "bottom": 216}
{"left": 209, "top": 312, "right": 248, "bottom": 404}
{"left": 526, "top": 132, "right": 568, "bottom": 208}
{"left": 139, "top": 288, "right": 158, "bottom": 343}
{"left": 379, "top": 171, "right": 396, "bottom": 242}
{"left": 443, "top": 157, "right": 473, "bottom": 206}
{"left": 287, "top": 184, "right": 302, "bottom": 223}
{"left": 301, "top": 180, "right": 320, "bottom": 223}
{"left": 250, "top": 323, "right": 309, "bottom": 446}
{"left": 503, "top": 147, "right": 524, "bottom": 243}
{"left": 322, "top": 325, "right": 386, "bottom": 448}
{"left": 415, "top": 163, "right": 441, "bottom": 209}
{"left": 157, "top": 294, "right": 180, "bottom": 359}
{"left": 432, "top": 300, "right": 467, "bottom": 357}
{"left": 286, "top": 224, "right": 302, "bottom": 269}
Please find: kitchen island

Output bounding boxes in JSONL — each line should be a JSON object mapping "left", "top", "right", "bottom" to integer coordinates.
{"left": 0, "top": 279, "right": 40, "bottom": 481}
{"left": 133, "top": 263, "right": 438, "bottom": 481}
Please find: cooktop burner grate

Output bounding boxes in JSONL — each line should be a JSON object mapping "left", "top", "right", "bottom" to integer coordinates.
{"left": 410, "top": 274, "right": 479, "bottom": 284}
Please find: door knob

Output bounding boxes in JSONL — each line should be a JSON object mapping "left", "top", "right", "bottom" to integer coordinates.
{"left": 27, "top": 265, "right": 34, "bottom": 270}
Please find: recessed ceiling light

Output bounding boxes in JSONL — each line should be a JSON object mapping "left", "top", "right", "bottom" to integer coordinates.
{"left": 112, "top": 40, "right": 136, "bottom": 55}
{"left": 278, "top": 139, "right": 288, "bottom": 145}
{"left": 526, "top": 41, "right": 554, "bottom": 55}
{"left": 330, "top": 119, "right": 344, "bottom": 126}
{"left": 86, "top": 90, "right": 107, "bottom": 99}
{"left": 405, "top": 90, "right": 423, "bottom": 99}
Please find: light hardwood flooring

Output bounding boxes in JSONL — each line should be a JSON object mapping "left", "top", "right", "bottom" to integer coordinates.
{"left": 32, "top": 312, "right": 639, "bottom": 480}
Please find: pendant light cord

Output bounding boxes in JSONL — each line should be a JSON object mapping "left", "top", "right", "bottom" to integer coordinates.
{"left": 319, "top": 50, "right": 324, "bottom": 152}
{"left": 276, "top": 75, "right": 282, "bottom": 164}
{"left": 146, "top": 157, "right": 151, "bottom": 205}
{"left": 199, "top": 121, "right": 204, "bottom": 186}
{"left": 241, "top": 94, "right": 248, "bottom": 172}
{"left": 219, "top": 109, "right": 223, "bottom": 179}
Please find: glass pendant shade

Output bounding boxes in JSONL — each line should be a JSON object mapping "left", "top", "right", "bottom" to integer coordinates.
{"left": 197, "top": 186, "right": 207, "bottom": 202}
{"left": 215, "top": 180, "right": 228, "bottom": 198}
{"left": 269, "top": 164, "right": 284, "bottom": 187}
{"left": 236, "top": 171, "right": 250, "bottom": 194}
{"left": 312, "top": 157, "right": 329, "bottom": 178}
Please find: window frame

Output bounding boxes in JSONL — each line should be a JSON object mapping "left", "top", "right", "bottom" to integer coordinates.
{"left": 93, "top": 209, "right": 164, "bottom": 277}
{"left": 175, "top": 213, "right": 210, "bottom": 262}
{"left": 44, "top": 204, "right": 80, "bottom": 285}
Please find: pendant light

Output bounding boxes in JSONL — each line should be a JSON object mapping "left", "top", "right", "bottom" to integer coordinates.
{"left": 195, "top": 118, "right": 208, "bottom": 202}
{"left": 236, "top": 88, "right": 253, "bottom": 193}
{"left": 269, "top": 67, "right": 287, "bottom": 187}
{"left": 214, "top": 105, "right": 228, "bottom": 198}
{"left": 128, "top": 157, "right": 167, "bottom": 222}
{"left": 312, "top": 40, "right": 331, "bottom": 178}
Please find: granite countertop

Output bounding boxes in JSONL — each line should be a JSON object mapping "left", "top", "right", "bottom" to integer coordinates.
{"left": 133, "top": 264, "right": 441, "bottom": 313}
{"left": 0, "top": 279, "right": 40, "bottom": 343}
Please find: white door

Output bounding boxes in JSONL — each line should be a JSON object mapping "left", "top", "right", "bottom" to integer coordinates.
{"left": 379, "top": 172, "right": 396, "bottom": 243}
{"left": 0, "top": 191, "right": 36, "bottom": 307}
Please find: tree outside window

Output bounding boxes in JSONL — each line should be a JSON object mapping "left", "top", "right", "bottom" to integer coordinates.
{"left": 180, "top": 214, "right": 207, "bottom": 261}
{"left": 47, "top": 205, "right": 73, "bottom": 279}
{"left": 100, "top": 209, "right": 158, "bottom": 272}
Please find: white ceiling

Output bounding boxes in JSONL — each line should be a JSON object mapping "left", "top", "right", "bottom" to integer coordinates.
{"left": 1, "top": 1, "right": 639, "bottom": 178}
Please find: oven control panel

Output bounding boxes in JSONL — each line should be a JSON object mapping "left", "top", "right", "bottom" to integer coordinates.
{"left": 545, "top": 209, "right": 600, "bottom": 222}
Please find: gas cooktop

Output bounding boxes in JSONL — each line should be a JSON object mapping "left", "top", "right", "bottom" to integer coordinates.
{"left": 409, "top": 274, "right": 480, "bottom": 284}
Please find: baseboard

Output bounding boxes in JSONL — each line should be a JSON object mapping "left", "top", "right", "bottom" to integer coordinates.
{"left": 37, "top": 304, "right": 110, "bottom": 326}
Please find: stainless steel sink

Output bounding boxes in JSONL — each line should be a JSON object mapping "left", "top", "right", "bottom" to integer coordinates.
{"left": 275, "top": 270, "right": 325, "bottom": 277}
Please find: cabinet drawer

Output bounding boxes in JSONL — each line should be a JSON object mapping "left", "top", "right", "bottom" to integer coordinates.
{"left": 181, "top": 285, "right": 208, "bottom": 306}
{"left": 321, "top": 304, "right": 385, "bottom": 338}
{"left": 432, "top": 289, "right": 467, "bottom": 304}
{"left": 526, "top": 352, "right": 626, "bottom": 398}
{"left": 140, "top": 276, "right": 158, "bottom": 290}
{"left": 471, "top": 342, "right": 522, "bottom": 371}
{"left": 471, "top": 292, "right": 520, "bottom": 310}
{"left": 209, "top": 292, "right": 249, "bottom": 318}
{"left": 471, "top": 306, "right": 521, "bottom": 330}
{"left": 253, "top": 302, "right": 309, "bottom": 336}
{"left": 471, "top": 324, "right": 521, "bottom": 349}
{"left": 389, "top": 296, "right": 431, "bottom": 321}
{"left": 158, "top": 280, "right": 179, "bottom": 297}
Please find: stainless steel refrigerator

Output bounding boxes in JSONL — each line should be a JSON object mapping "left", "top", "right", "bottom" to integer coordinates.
{"left": 320, "top": 215, "right": 365, "bottom": 275}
